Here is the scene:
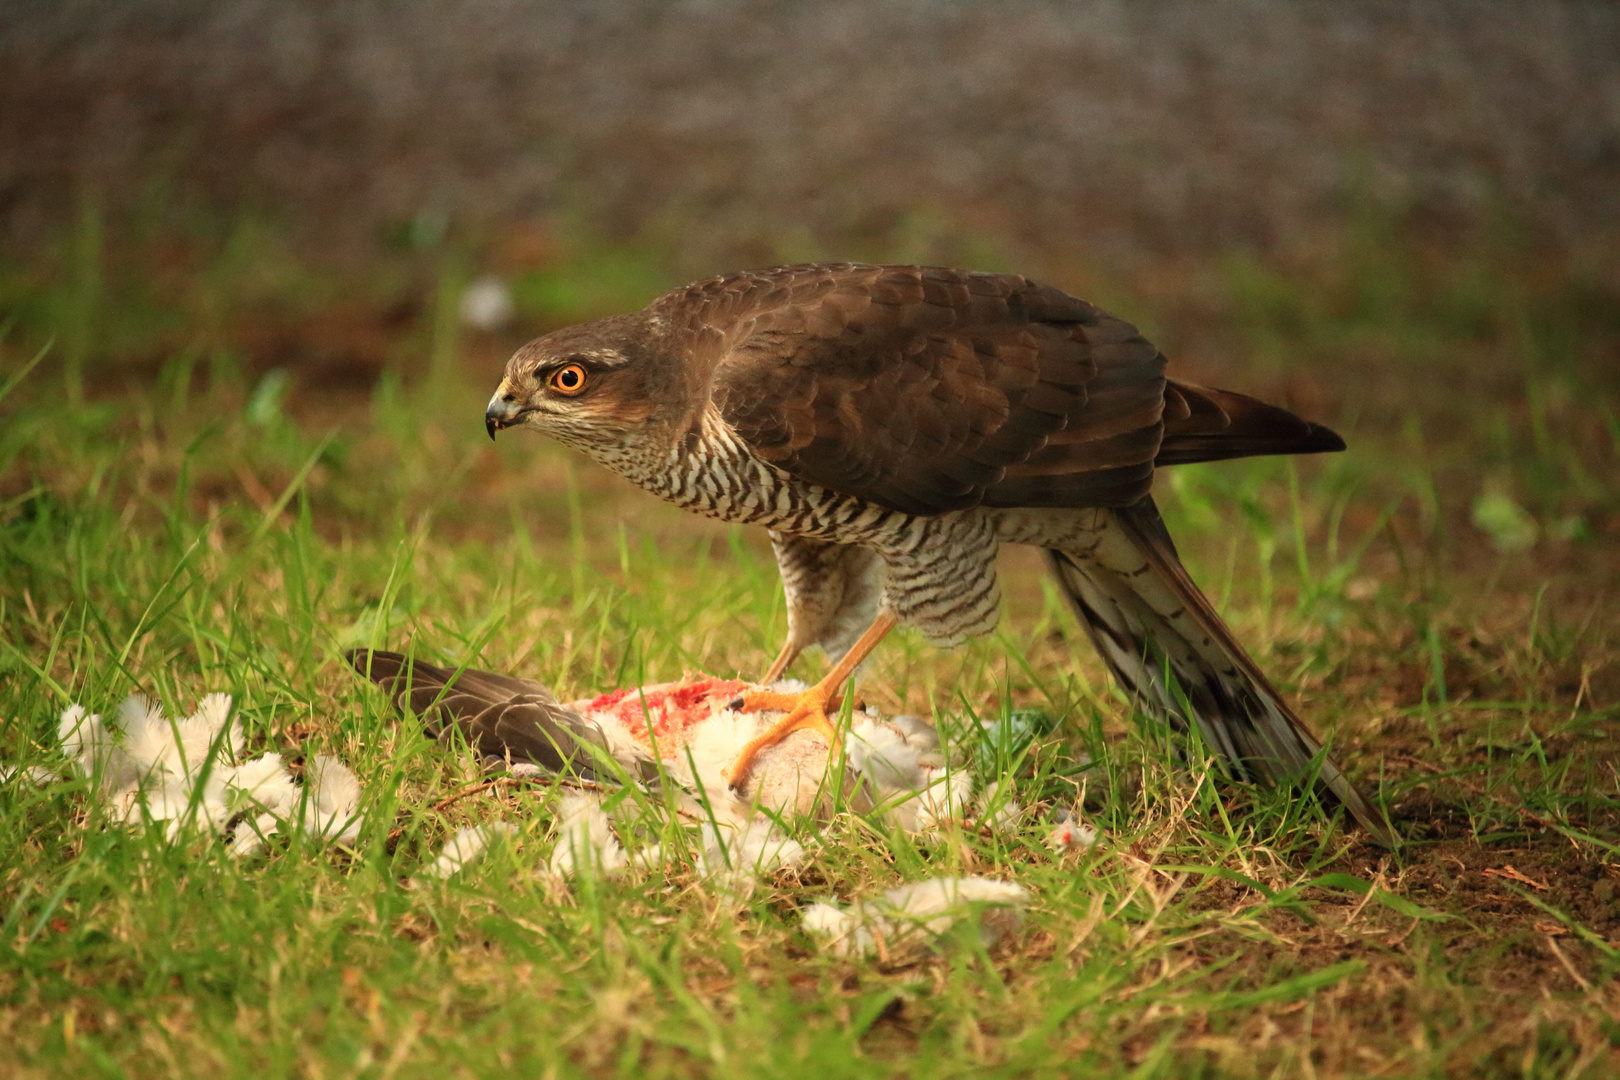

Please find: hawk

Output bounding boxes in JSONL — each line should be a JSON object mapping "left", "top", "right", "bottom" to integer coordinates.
{"left": 484, "top": 263, "right": 1390, "bottom": 842}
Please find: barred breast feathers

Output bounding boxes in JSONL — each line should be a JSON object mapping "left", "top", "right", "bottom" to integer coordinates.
{"left": 616, "top": 406, "right": 1005, "bottom": 648}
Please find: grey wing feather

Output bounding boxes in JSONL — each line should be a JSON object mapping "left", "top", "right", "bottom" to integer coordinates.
{"left": 345, "top": 650, "right": 659, "bottom": 784}
{"left": 1042, "top": 500, "right": 1394, "bottom": 845}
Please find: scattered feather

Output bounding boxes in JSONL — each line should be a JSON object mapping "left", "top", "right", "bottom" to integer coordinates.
{"left": 548, "top": 795, "right": 627, "bottom": 879}
{"left": 911, "top": 768, "right": 975, "bottom": 833}
{"left": 698, "top": 818, "right": 806, "bottom": 892}
{"left": 226, "top": 753, "right": 299, "bottom": 816}
{"left": 229, "top": 812, "right": 282, "bottom": 859}
{"left": 51, "top": 694, "right": 366, "bottom": 853}
{"left": 418, "top": 824, "right": 517, "bottom": 881}
{"left": 845, "top": 715, "right": 971, "bottom": 832}
{"left": 88, "top": 694, "right": 239, "bottom": 836}
{"left": 59, "top": 704, "right": 133, "bottom": 793}
{"left": 0, "top": 763, "right": 59, "bottom": 784}
{"left": 977, "top": 779, "right": 1024, "bottom": 832}
{"left": 119, "top": 693, "right": 237, "bottom": 779}
{"left": 301, "top": 755, "right": 363, "bottom": 845}
{"left": 116, "top": 771, "right": 231, "bottom": 839}
{"left": 1047, "top": 808, "right": 1099, "bottom": 851}
{"left": 802, "top": 876, "right": 1031, "bottom": 958}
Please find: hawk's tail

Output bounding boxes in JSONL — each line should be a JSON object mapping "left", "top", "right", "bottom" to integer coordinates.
{"left": 1043, "top": 499, "right": 1393, "bottom": 845}
{"left": 345, "top": 650, "right": 655, "bottom": 784}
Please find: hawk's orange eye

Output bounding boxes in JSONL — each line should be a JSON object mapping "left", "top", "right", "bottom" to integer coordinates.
{"left": 548, "top": 364, "right": 588, "bottom": 395}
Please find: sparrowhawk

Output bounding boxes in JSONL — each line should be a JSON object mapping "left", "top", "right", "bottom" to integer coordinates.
{"left": 483, "top": 263, "right": 1390, "bottom": 843}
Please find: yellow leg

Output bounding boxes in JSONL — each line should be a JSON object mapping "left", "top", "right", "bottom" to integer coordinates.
{"left": 725, "top": 611, "right": 898, "bottom": 791}
{"left": 760, "top": 637, "right": 800, "bottom": 685}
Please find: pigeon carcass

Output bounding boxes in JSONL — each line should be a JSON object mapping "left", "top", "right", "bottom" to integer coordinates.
{"left": 346, "top": 650, "right": 971, "bottom": 831}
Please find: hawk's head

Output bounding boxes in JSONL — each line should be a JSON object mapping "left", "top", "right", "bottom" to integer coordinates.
{"left": 485, "top": 313, "right": 676, "bottom": 456}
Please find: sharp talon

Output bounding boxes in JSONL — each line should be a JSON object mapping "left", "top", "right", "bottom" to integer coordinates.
{"left": 724, "top": 754, "right": 759, "bottom": 794}
{"left": 726, "top": 696, "right": 745, "bottom": 711}
{"left": 723, "top": 683, "right": 848, "bottom": 791}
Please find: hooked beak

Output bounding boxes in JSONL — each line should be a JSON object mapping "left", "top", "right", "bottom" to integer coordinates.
{"left": 485, "top": 389, "right": 523, "bottom": 441}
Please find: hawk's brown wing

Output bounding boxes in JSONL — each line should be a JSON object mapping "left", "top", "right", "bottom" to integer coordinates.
{"left": 697, "top": 265, "right": 1339, "bottom": 516}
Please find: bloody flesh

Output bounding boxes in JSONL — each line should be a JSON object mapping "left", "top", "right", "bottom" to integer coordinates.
{"left": 584, "top": 677, "right": 751, "bottom": 750}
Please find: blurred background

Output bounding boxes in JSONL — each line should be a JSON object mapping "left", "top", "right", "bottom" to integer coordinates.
{"left": 1, "top": 0, "right": 1616, "bottom": 627}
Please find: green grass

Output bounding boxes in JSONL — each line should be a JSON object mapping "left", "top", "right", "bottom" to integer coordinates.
{"left": 2, "top": 215, "right": 1619, "bottom": 1078}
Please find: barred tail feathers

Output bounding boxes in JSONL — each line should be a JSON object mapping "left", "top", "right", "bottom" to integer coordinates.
{"left": 1042, "top": 500, "right": 1392, "bottom": 844}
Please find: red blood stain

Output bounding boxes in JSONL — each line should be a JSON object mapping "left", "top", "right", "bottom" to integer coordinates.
{"left": 585, "top": 677, "right": 750, "bottom": 749}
